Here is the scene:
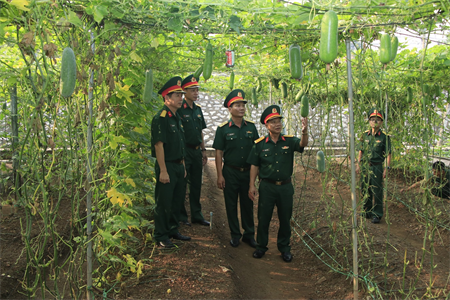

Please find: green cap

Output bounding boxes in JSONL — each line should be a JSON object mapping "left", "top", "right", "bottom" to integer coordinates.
{"left": 158, "top": 76, "right": 185, "bottom": 99}
{"left": 260, "top": 105, "right": 283, "bottom": 124}
{"left": 181, "top": 75, "right": 200, "bottom": 90}
{"left": 368, "top": 108, "right": 384, "bottom": 121}
{"left": 223, "top": 89, "right": 247, "bottom": 108}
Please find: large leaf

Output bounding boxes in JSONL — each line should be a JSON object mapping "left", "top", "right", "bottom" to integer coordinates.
{"left": 229, "top": 15, "right": 242, "bottom": 35}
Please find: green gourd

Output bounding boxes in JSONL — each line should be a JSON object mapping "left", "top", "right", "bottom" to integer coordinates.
{"left": 406, "top": 87, "right": 413, "bottom": 103}
{"left": 317, "top": 150, "right": 326, "bottom": 173}
{"left": 379, "top": 33, "right": 391, "bottom": 64}
{"left": 229, "top": 70, "right": 235, "bottom": 91}
{"left": 390, "top": 36, "right": 399, "bottom": 61}
{"left": 300, "top": 94, "right": 309, "bottom": 117}
{"left": 289, "top": 44, "right": 303, "bottom": 80}
{"left": 319, "top": 10, "right": 338, "bottom": 68}
{"left": 203, "top": 43, "right": 213, "bottom": 82}
{"left": 143, "top": 69, "right": 153, "bottom": 103}
{"left": 271, "top": 78, "right": 280, "bottom": 90}
{"left": 193, "top": 65, "right": 203, "bottom": 79}
{"left": 60, "top": 47, "right": 77, "bottom": 97}
{"left": 252, "top": 87, "right": 258, "bottom": 105}
{"left": 256, "top": 77, "right": 262, "bottom": 92}
{"left": 434, "top": 84, "right": 441, "bottom": 97}
{"left": 295, "top": 89, "right": 304, "bottom": 103}
{"left": 281, "top": 82, "right": 288, "bottom": 99}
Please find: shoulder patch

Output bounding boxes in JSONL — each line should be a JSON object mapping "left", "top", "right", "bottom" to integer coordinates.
{"left": 254, "top": 136, "right": 265, "bottom": 144}
{"left": 283, "top": 135, "right": 294, "bottom": 138}
{"left": 160, "top": 110, "right": 167, "bottom": 117}
{"left": 219, "top": 121, "right": 228, "bottom": 127}
{"left": 245, "top": 119, "right": 255, "bottom": 124}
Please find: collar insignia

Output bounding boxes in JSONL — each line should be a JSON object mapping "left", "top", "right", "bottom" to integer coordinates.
{"left": 282, "top": 146, "right": 289, "bottom": 149}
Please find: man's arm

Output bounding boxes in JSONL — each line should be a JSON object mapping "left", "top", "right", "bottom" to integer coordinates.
{"left": 201, "top": 132, "right": 207, "bottom": 166}
{"left": 155, "top": 141, "right": 170, "bottom": 184}
{"left": 383, "top": 153, "right": 392, "bottom": 178}
{"left": 356, "top": 150, "right": 363, "bottom": 174}
{"left": 248, "top": 165, "right": 259, "bottom": 201}
{"left": 215, "top": 149, "right": 225, "bottom": 189}
{"left": 299, "top": 117, "right": 308, "bottom": 148}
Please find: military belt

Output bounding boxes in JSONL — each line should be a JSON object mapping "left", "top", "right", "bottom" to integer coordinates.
{"left": 225, "top": 164, "right": 250, "bottom": 172}
{"left": 166, "top": 159, "right": 184, "bottom": 164}
{"left": 261, "top": 178, "right": 291, "bottom": 186}
{"left": 186, "top": 143, "right": 201, "bottom": 150}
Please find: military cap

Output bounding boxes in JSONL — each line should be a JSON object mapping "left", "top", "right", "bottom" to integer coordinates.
{"left": 368, "top": 108, "right": 384, "bottom": 121}
{"left": 223, "top": 89, "right": 247, "bottom": 108}
{"left": 181, "top": 75, "right": 200, "bottom": 90}
{"left": 158, "top": 76, "right": 186, "bottom": 99}
{"left": 260, "top": 105, "right": 283, "bottom": 124}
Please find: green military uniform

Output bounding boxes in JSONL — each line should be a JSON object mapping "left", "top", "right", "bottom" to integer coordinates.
{"left": 247, "top": 105, "right": 304, "bottom": 254}
{"left": 359, "top": 109, "right": 391, "bottom": 220}
{"left": 151, "top": 77, "right": 186, "bottom": 243}
{"left": 431, "top": 167, "right": 450, "bottom": 200}
{"left": 178, "top": 75, "right": 207, "bottom": 223}
{"left": 212, "top": 89, "right": 259, "bottom": 240}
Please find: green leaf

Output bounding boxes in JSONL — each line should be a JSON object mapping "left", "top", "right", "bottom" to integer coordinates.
{"left": 68, "top": 10, "right": 83, "bottom": 27}
{"left": 167, "top": 16, "right": 182, "bottom": 33}
{"left": 443, "top": 60, "right": 450, "bottom": 66}
{"left": 130, "top": 51, "right": 142, "bottom": 63}
{"left": 110, "top": 8, "right": 125, "bottom": 19}
{"left": 229, "top": 15, "right": 242, "bottom": 35}
{"left": 289, "top": 13, "right": 310, "bottom": 25}
{"left": 94, "top": 5, "right": 108, "bottom": 24}
{"left": 9, "top": 0, "right": 30, "bottom": 12}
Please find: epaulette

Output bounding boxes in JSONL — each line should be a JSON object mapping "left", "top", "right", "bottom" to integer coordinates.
{"left": 245, "top": 119, "right": 255, "bottom": 124}
{"left": 283, "top": 135, "right": 294, "bottom": 138}
{"left": 364, "top": 130, "right": 370, "bottom": 133}
{"left": 160, "top": 110, "right": 167, "bottom": 117}
{"left": 254, "top": 136, "right": 265, "bottom": 144}
{"left": 196, "top": 103, "right": 202, "bottom": 107}
{"left": 219, "top": 121, "right": 228, "bottom": 127}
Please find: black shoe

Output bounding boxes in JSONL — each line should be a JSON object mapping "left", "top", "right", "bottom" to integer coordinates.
{"left": 230, "top": 238, "right": 240, "bottom": 247}
{"left": 158, "top": 239, "right": 175, "bottom": 248}
{"left": 282, "top": 252, "right": 292, "bottom": 262}
{"left": 171, "top": 232, "right": 191, "bottom": 241}
{"left": 180, "top": 220, "right": 191, "bottom": 226}
{"left": 371, "top": 217, "right": 380, "bottom": 224}
{"left": 193, "top": 219, "right": 210, "bottom": 226}
{"left": 253, "top": 250, "right": 265, "bottom": 259}
{"left": 242, "top": 237, "right": 258, "bottom": 248}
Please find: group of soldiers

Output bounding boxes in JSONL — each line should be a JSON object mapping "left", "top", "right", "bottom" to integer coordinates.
{"left": 150, "top": 75, "right": 309, "bottom": 262}
{"left": 150, "top": 75, "right": 448, "bottom": 263}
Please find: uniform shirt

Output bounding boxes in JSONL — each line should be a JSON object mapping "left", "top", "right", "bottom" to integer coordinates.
{"left": 151, "top": 105, "right": 185, "bottom": 161}
{"left": 431, "top": 169, "right": 450, "bottom": 199}
{"left": 247, "top": 135, "right": 304, "bottom": 181}
{"left": 212, "top": 119, "right": 259, "bottom": 167}
{"left": 359, "top": 129, "right": 391, "bottom": 164}
{"left": 179, "top": 100, "right": 207, "bottom": 146}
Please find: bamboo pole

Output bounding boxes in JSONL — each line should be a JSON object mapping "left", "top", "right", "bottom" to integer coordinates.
{"left": 86, "top": 32, "right": 95, "bottom": 300}
{"left": 10, "top": 85, "right": 18, "bottom": 203}
{"left": 345, "top": 38, "right": 359, "bottom": 300}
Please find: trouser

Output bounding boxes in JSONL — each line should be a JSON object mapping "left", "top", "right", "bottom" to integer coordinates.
{"left": 256, "top": 180, "right": 294, "bottom": 253}
{"left": 361, "top": 164, "right": 384, "bottom": 219}
{"left": 153, "top": 161, "right": 185, "bottom": 242}
{"left": 222, "top": 165, "right": 255, "bottom": 240}
{"left": 179, "top": 147, "right": 205, "bottom": 222}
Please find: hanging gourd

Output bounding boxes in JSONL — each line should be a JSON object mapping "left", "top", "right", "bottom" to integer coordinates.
{"left": 406, "top": 87, "right": 413, "bottom": 104}
{"left": 300, "top": 94, "right": 309, "bottom": 117}
{"left": 379, "top": 33, "right": 391, "bottom": 65}
{"left": 289, "top": 44, "right": 303, "bottom": 80}
{"left": 319, "top": 10, "right": 338, "bottom": 70}
{"left": 203, "top": 42, "right": 213, "bottom": 82}
{"left": 193, "top": 65, "right": 203, "bottom": 79}
{"left": 252, "top": 87, "right": 258, "bottom": 106}
{"left": 390, "top": 36, "right": 399, "bottom": 61}
{"left": 281, "top": 82, "right": 288, "bottom": 99}
{"left": 271, "top": 78, "right": 280, "bottom": 90}
{"left": 434, "top": 84, "right": 441, "bottom": 98}
{"left": 317, "top": 150, "right": 326, "bottom": 173}
{"left": 60, "top": 47, "right": 77, "bottom": 97}
{"left": 229, "top": 70, "right": 235, "bottom": 91}
{"left": 143, "top": 69, "right": 153, "bottom": 103}
{"left": 256, "top": 77, "right": 262, "bottom": 92}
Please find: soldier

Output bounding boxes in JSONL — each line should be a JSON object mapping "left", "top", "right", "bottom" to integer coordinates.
{"left": 248, "top": 105, "right": 308, "bottom": 262}
{"left": 178, "top": 75, "right": 210, "bottom": 226}
{"left": 356, "top": 108, "right": 392, "bottom": 224}
{"left": 212, "top": 89, "right": 259, "bottom": 248}
{"left": 151, "top": 76, "right": 191, "bottom": 248}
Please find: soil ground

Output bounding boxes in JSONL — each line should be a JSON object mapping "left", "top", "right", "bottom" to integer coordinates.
{"left": 1, "top": 157, "right": 449, "bottom": 299}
